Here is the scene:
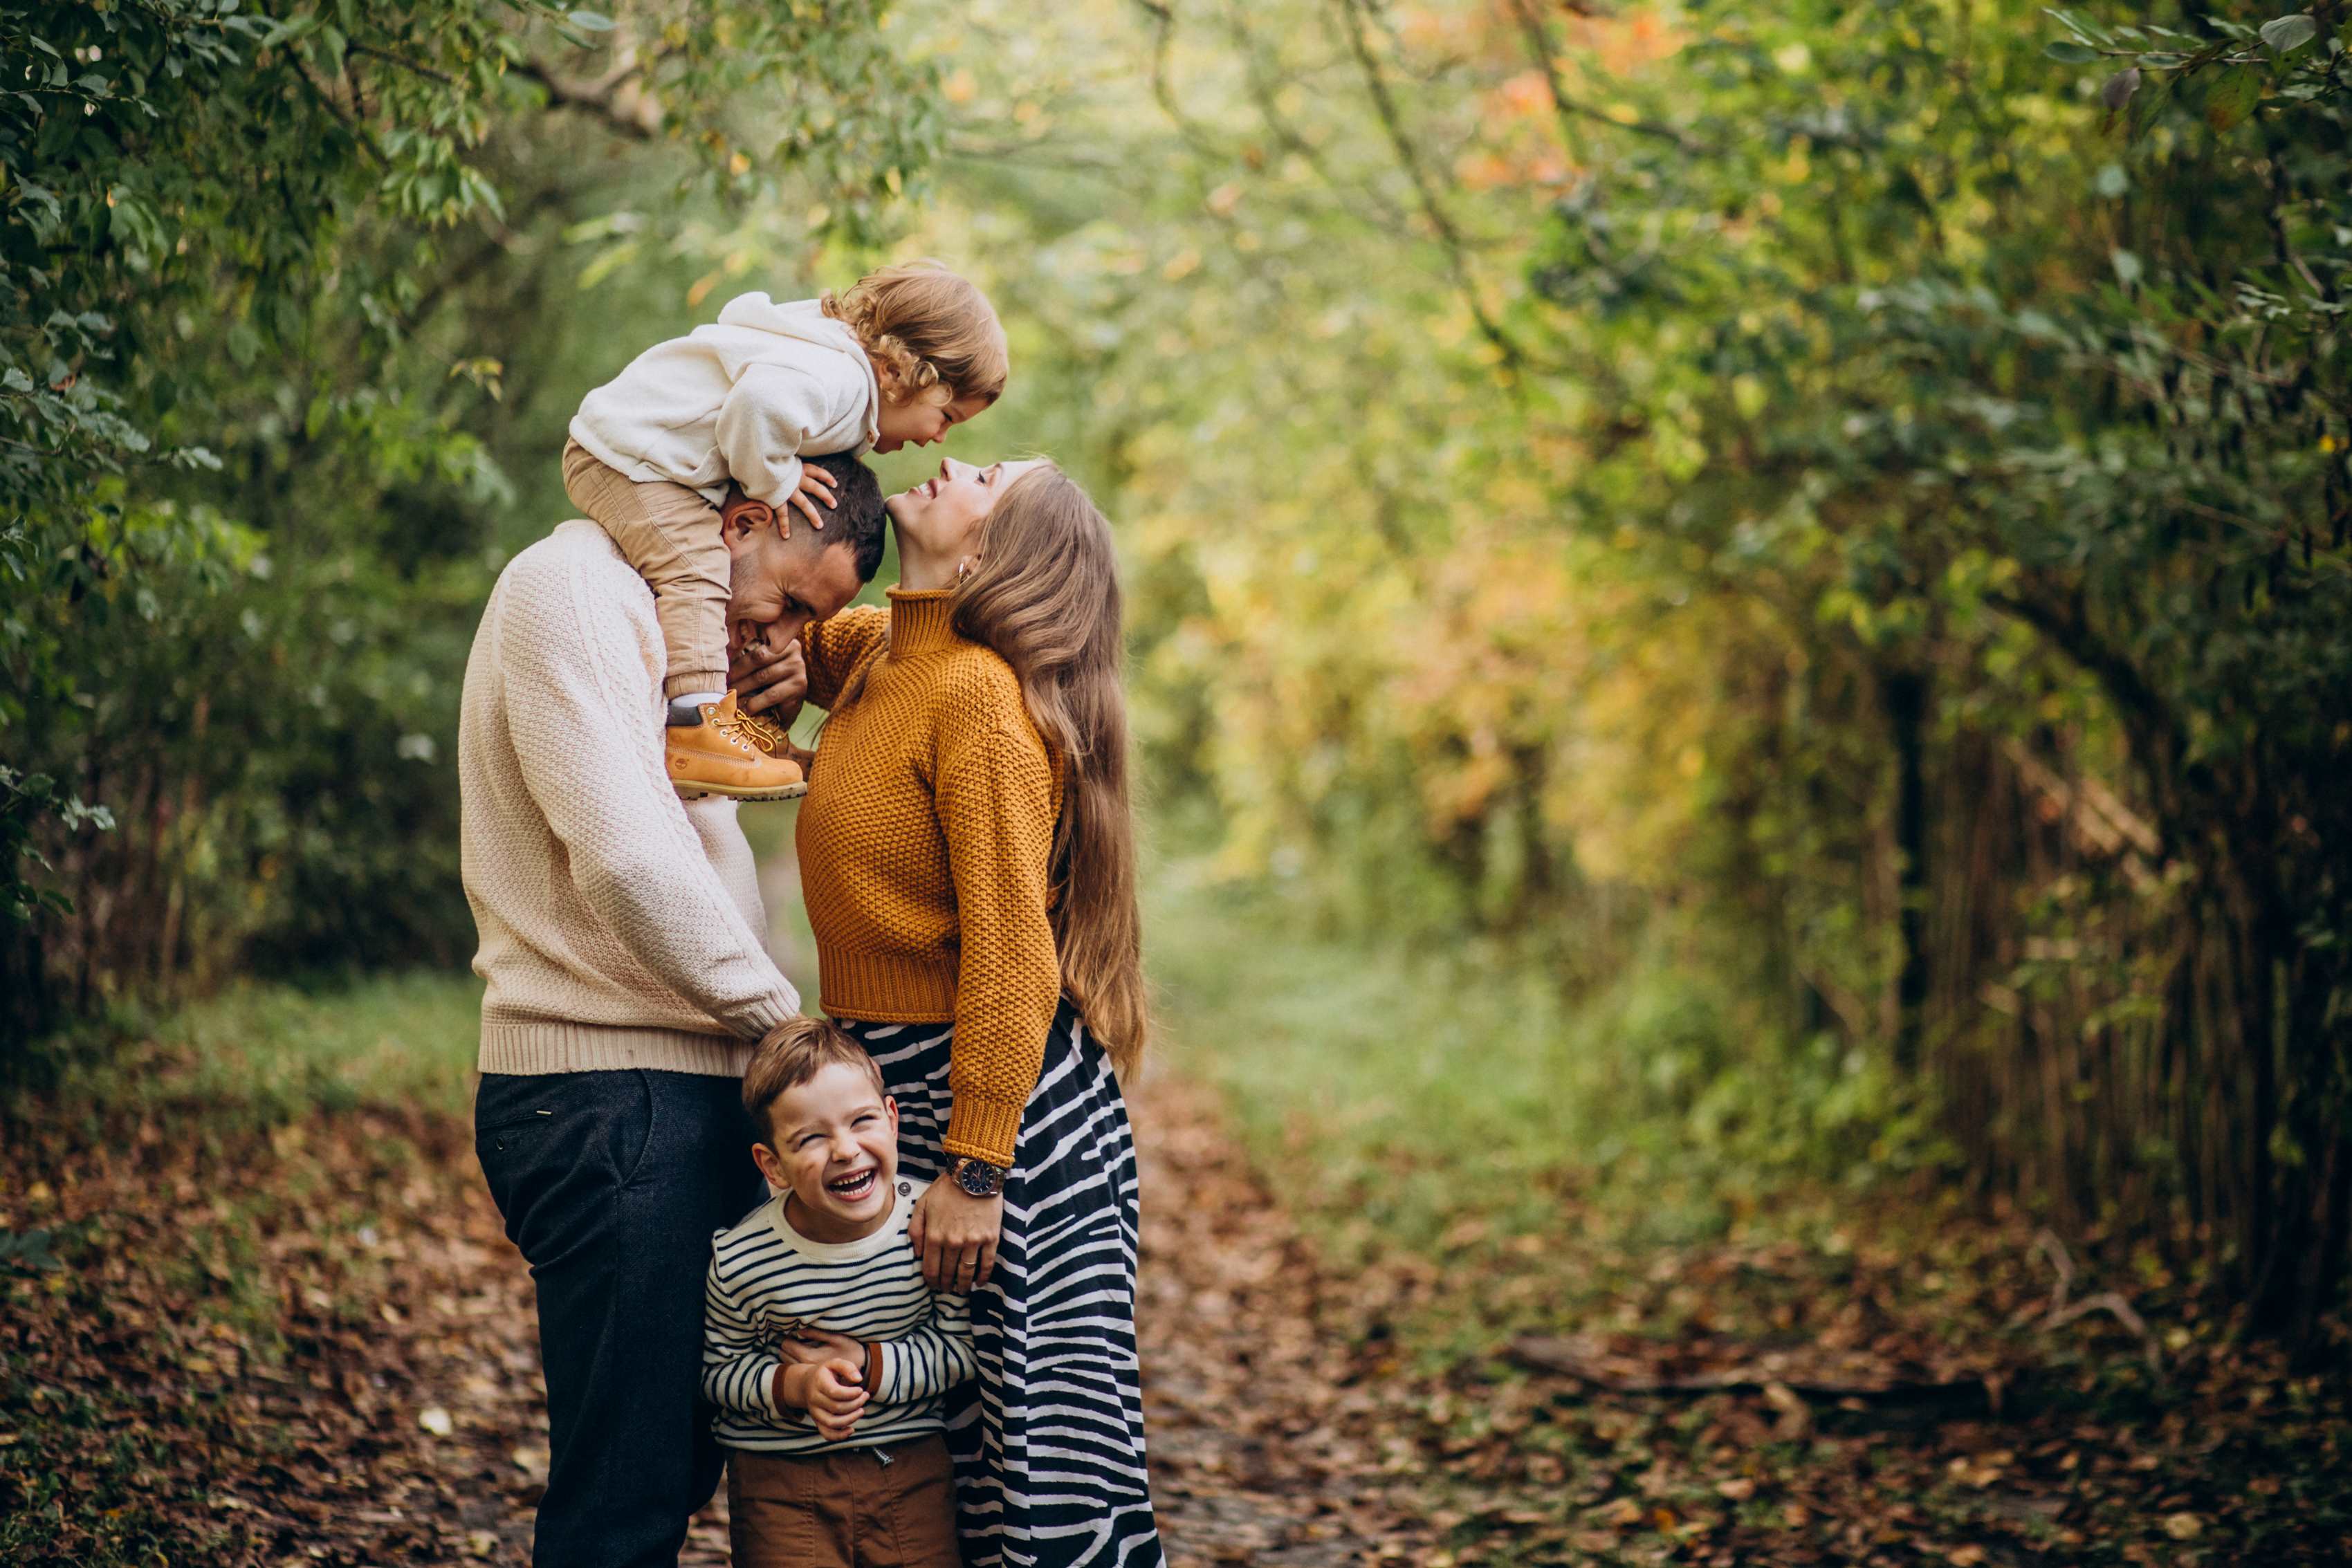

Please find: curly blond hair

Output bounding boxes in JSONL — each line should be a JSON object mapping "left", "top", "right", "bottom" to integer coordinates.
{"left": 822, "top": 260, "right": 1009, "bottom": 408}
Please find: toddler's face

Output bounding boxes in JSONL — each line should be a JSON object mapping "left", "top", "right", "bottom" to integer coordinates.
{"left": 874, "top": 384, "right": 985, "bottom": 453}
{"left": 753, "top": 1062, "right": 901, "bottom": 1234}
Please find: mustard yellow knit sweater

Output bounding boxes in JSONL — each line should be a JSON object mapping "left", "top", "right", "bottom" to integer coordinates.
{"left": 796, "top": 590, "right": 1065, "bottom": 1167}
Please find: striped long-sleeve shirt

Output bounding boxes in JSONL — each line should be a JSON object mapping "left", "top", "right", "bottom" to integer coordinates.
{"left": 701, "top": 1176, "right": 975, "bottom": 1454}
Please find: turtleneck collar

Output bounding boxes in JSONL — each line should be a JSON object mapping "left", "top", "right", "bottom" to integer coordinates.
{"left": 885, "top": 587, "right": 959, "bottom": 658}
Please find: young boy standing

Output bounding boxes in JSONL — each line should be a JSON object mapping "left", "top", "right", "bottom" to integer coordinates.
{"left": 702, "top": 1017, "right": 974, "bottom": 1568}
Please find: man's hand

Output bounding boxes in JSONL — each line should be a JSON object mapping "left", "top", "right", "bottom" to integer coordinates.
{"left": 910, "top": 1179, "right": 1003, "bottom": 1293}
{"left": 773, "top": 1358, "right": 867, "bottom": 1442}
{"left": 731, "top": 635, "right": 807, "bottom": 723}
{"left": 785, "top": 465, "right": 838, "bottom": 533}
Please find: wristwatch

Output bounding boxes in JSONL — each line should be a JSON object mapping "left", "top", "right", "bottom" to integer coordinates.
{"left": 948, "top": 1155, "right": 1008, "bottom": 1198}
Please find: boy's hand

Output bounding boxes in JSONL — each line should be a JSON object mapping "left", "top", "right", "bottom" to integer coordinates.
{"left": 786, "top": 465, "right": 838, "bottom": 533}
{"left": 805, "top": 1357, "right": 867, "bottom": 1441}
{"left": 779, "top": 1327, "right": 870, "bottom": 1380}
{"left": 773, "top": 1358, "right": 868, "bottom": 1441}
{"left": 731, "top": 636, "right": 807, "bottom": 721}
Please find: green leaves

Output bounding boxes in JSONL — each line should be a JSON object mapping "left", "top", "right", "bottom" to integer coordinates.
{"left": 2258, "top": 14, "right": 2319, "bottom": 54}
{"left": 2203, "top": 66, "right": 2262, "bottom": 133}
{"left": 1, "top": 0, "right": 939, "bottom": 1032}
{"left": 2044, "top": 39, "right": 2100, "bottom": 63}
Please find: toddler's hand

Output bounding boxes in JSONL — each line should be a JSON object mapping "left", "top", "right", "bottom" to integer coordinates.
{"left": 787, "top": 465, "right": 838, "bottom": 533}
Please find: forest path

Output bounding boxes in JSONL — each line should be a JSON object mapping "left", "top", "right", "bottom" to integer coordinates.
{"left": 14, "top": 988, "right": 2349, "bottom": 1567}
{"left": 376, "top": 1069, "right": 1429, "bottom": 1566}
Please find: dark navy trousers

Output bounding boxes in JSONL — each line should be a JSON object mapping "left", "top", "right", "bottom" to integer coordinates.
{"left": 475, "top": 1069, "right": 766, "bottom": 1568}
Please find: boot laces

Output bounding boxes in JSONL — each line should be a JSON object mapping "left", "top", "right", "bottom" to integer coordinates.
{"left": 706, "top": 705, "right": 764, "bottom": 756}
{"left": 733, "top": 708, "right": 794, "bottom": 757}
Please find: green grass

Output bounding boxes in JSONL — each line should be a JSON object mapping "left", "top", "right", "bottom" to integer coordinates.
{"left": 1144, "top": 863, "right": 1936, "bottom": 1273}
{"left": 30, "top": 970, "right": 484, "bottom": 1128}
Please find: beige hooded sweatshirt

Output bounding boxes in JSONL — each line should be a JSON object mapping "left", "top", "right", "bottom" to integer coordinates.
{"left": 567, "top": 292, "right": 881, "bottom": 508}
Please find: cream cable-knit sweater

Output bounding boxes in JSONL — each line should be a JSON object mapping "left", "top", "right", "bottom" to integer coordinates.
{"left": 459, "top": 519, "right": 798, "bottom": 1076}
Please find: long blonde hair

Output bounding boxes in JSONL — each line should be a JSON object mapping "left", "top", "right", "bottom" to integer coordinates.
{"left": 957, "top": 466, "right": 1147, "bottom": 1073}
{"left": 822, "top": 260, "right": 1009, "bottom": 407}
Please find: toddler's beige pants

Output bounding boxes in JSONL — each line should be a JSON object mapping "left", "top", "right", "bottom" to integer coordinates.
{"left": 560, "top": 438, "right": 730, "bottom": 699}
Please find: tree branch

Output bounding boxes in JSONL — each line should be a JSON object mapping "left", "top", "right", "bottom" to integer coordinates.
{"left": 1327, "top": 0, "right": 1524, "bottom": 376}
{"left": 508, "top": 56, "right": 662, "bottom": 139}
{"left": 1503, "top": 0, "right": 1707, "bottom": 156}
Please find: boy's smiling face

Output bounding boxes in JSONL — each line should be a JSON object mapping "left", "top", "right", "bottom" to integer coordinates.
{"left": 753, "top": 1061, "right": 901, "bottom": 1241}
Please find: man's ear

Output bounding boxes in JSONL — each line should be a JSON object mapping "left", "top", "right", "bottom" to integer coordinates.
{"left": 722, "top": 493, "right": 778, "bottom": 539}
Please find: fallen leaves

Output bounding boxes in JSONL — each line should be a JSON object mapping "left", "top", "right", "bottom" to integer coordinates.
{"left": 8, "top": 1049, "right": 2352, "bottom": 1567}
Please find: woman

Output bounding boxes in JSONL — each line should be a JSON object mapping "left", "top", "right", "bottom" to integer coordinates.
{"left": 775, "top": 455, "right": 1159, "bottom": 1567}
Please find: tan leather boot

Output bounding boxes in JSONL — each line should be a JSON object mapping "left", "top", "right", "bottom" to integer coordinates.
{"left": 665, "top": 692, "right": 807, "bottom": 800}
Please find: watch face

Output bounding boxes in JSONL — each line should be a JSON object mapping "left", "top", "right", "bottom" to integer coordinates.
{"left": 955, "top": 1160, "right": 1002, "bottom": 1197}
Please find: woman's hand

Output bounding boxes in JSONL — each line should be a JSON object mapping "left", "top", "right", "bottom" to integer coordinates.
{"left": 909, "top": 1177, "right": 1003, "bottom": 1293}
{"left": 730, "top": 635, "right": 807, "bottom": 722}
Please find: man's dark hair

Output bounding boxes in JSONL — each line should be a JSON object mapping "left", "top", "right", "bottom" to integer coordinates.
{"left": 803, "top": 452, "right": 888, "bottom": 583}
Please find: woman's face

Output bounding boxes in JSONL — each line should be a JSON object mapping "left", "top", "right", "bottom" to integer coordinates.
{"left": 887, "top": 456, "right": 1045, "bottom": 561}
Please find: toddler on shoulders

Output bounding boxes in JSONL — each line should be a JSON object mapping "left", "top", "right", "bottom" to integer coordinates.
{"left": 564, "top": 263, "right": 1007, "bottom": 800}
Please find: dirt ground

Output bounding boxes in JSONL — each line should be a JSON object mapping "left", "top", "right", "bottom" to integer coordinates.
{"left": 0, "top": 1064, "right": 1423, "bottom": 1565}
{"left": 10, "top": 1048, "right": 2351, "bottom": 1566}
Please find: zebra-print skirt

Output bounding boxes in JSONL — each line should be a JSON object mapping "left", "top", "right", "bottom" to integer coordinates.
{"left": 836, "top": 1002, "right": 1164, "bottom": 1567}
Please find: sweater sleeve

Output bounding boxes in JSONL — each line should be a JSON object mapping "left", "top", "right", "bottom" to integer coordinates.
{"left": 932, "top": 691, "right": 1063, "bottom": 1167}
{"left": 865, "top": 1290, "right": 977, "bottom": 1404}
{"left": 801, "top": 607, "right": 891, "bottom": 712}
{"left": 497, "top": 555, "right": 798, "bottom": 1040}
{"left": 713, "top": 362, "right": 838, "bottom": 506}
{"left": 701, "top": 1256, "right": 787, "bottom": 1420}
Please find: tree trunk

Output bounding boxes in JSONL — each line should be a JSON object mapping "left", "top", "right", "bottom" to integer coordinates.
{"left": 1883, "top": 667, "right": 1931, "bottom": 1076}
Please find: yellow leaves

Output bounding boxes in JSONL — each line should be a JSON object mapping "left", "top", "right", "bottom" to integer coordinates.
{"left": 1496, "top": 72, "right": 1550, "bottom": 119}
{"left": 942, "top": 68, "right": 977, "bottom": 106}
{"left": 1162, "top": 248, "right": 1202, "bottom": 282}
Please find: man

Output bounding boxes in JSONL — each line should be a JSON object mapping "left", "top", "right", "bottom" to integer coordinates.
{"left": 459, "top": 452, "right": 888, "bottom": 1568}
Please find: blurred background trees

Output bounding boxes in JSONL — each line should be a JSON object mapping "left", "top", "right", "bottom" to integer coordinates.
{"left": 0, "top": 0, "right": 935, "bottom": 1026}
{"left": 6, "top": 0, "right": 2349, "bottom": 1337}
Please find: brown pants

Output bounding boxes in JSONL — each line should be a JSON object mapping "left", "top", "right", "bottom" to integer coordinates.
{"left": 560, "top": 438, "right": 731, "bottom": 699}
{"left": 726, "top": 1435, "right": 962, "bottom": 1568}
